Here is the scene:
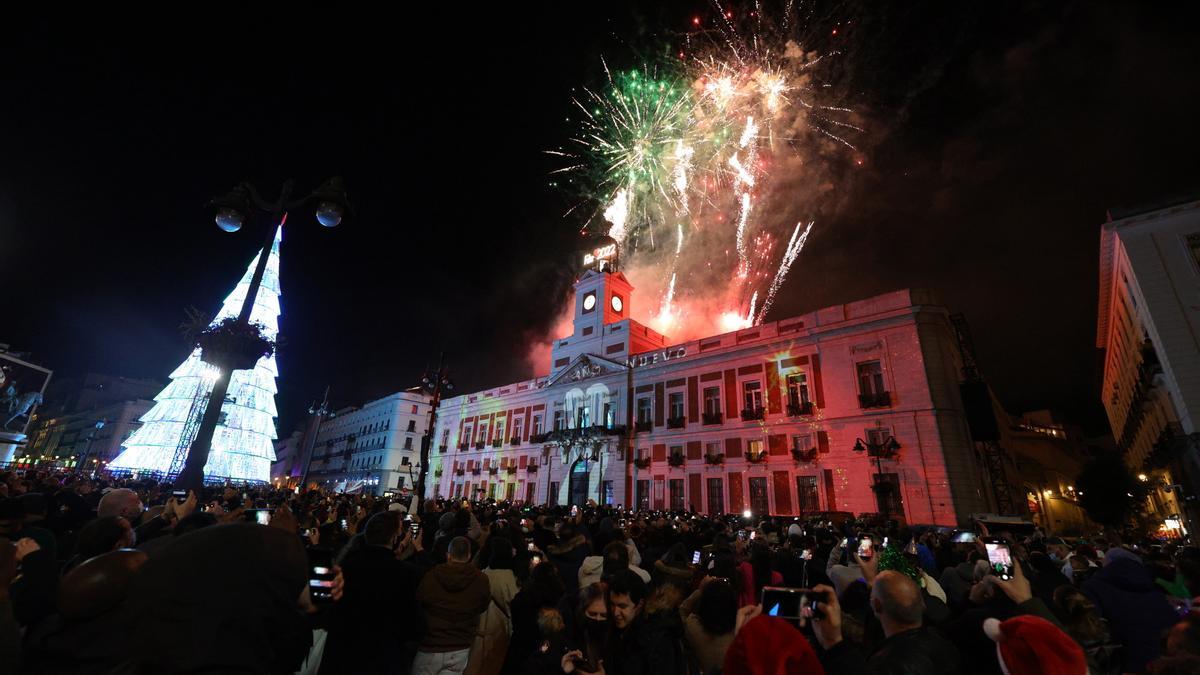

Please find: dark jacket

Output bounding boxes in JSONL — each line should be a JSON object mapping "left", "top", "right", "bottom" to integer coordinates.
{"left": 821, "top": 625, "right": 964, "bottom": 675}
{"left": 123, "top": 523, "right": 312, "bottom": 674}
{"left": 1083, "top": 557, "right": 1178, "bottom": 673}
{"left": 605, "top": 610, "right": 687, "bottom": 675}
{"left": 416, "top": 560, "right": 491, "bottom": 652}
{"left": 548, "top": 534, "right": 590, "bottom": 596}
{"left": 320, "top": 545, "right": 423, "bottom": 674}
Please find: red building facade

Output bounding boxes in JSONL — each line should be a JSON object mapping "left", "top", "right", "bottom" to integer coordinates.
{"left": 427, "top": 270, "right": 989, "bottom": 526}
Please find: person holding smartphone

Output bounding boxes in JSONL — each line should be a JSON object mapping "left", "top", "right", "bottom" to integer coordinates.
{"left": 808, "top": 572, "right": 964, "bottom": 674}
{"left": 321, "top": 511, "right": 424, "bottom": 674}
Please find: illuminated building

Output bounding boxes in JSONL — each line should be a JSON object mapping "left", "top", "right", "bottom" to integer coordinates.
{"left": 426, "top": 260, "right": 993, "bottom": 525}
{"left": 294, "top": 390, "right": 431, "bottom": 495}
{"left": 107, "top": 228, "right": 283, "bottom": 483}
{"left": 1098, "top": 195, "right": 1200, "bottom": 531}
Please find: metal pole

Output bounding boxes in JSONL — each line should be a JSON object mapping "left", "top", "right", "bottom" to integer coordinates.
{"left": 415, "top": 353, "right": 446, "bottom": 516}
{"left": 176, "top": 198, "right": 287, "bottom": 493}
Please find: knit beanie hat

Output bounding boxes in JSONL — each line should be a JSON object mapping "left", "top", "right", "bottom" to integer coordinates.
{"left": 983, "top": 615, "right": 1086, "bottom": 675}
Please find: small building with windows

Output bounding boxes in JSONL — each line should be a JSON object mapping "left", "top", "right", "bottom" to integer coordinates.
{"left": 298, "top": 389, "right": 431, "bottom": 495}
{"left": 426, "top": 268, "right": 993, "bottom": 526}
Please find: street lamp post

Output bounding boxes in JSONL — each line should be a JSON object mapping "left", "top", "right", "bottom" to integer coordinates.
{"left": 416, "top": 355, "right": 453, "bottom": 516}
{"left": 79, "top": 419, "right": 106, "bottom": 472}
{"left": 853, "top": 435, "right": 902, "bottom": 518}
{"left": 176, "top": 178, "right": 349, "bottom": 494}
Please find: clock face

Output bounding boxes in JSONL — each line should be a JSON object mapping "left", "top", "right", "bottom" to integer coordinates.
{"left": 582, "top": 293, "right": 596, "bottom": 311}
{"left": 610, "top": 295, "right": 623, "bottom": 313}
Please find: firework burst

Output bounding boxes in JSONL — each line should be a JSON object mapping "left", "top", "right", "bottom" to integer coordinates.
{"left": 550, "top": 1, "right": 861, "bottom": 339}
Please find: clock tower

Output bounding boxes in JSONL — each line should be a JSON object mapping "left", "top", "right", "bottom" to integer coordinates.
{"left": 548, "top": 268, "right": 666, "bottom": 377}
{"left": 573, "top": 269, "right": 632, "bottom": 337}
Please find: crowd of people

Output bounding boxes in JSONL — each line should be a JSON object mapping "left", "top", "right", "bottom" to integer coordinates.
{"left": 1, "top": 466, "right": 1199, "bottom": 674}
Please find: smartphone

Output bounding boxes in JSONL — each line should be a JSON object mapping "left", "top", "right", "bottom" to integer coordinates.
{"left": 571, "top": 505, "right": 579, "bottom": 516}
{"left": 801, "top": 549, "right": 813, "bottom": 561}
{"left": 340, "top": 518, "right": 348, "bottom": 530}
{"left": 307, "top": 548, "right": 336, "bottom": 604}
{"left": 760, "top": 587, "right": 806, "bottom": 626}
{"left": 984, "top": 537, "right": 1014, "bottom": 580}
{"left": 857, "top": 536, "right": 874, "bottom": 560}
{"left": 691, "top": 550, "right": 701, "bottom": 565}
{"left": 953, "top": 531, "right": 978, "bottom": 544}
{"left": 531, "top": 555, "right": 542, "bottom": 567}
{"left": 171, "top": 489, "right": 188, "bottom": 501}
{"left": 840, "top": 537, "right": 849, "bottom": 548}
{"left": 244, "top": 509, "right": 271, "bottom": 525}
{"left": 883, "top": 536, "right": 889, "bottom": 548}
{"left": 737, "top": 530, "right": 748, "bottom": 542}
{"left": 528, "top": 542, "right": 537, "bottom": 552}
{"left": 750, "top": 531, "right": 757, "bottom": 540}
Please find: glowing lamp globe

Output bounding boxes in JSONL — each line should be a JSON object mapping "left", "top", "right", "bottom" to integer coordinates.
{"left": 315, "top": 201, "right": 344, "bottom": 228}
{"left": 215, "top": 207, "right": 245, "bottom": 233}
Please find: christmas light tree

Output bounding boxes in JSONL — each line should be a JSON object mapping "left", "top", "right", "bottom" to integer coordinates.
{"left": 108, "top": 227, "right": 282, "bottom": 483}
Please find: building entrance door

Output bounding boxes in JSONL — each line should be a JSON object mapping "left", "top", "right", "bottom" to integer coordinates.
{"left": 569, "top": 459, "right": 590, "bottom": 506}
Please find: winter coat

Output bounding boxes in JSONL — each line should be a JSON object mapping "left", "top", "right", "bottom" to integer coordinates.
{"left": 736, "top": 561, "right": 782, "bottom": 608}
{"left": 548, "top": 534, "right": 590, "bottom": 596}
{"left": 319, "top": 545, "right": 422, "bottom": 675}
{"left": 465, "top": 568, "right": 519, "bottom": 675}
{"left": 577, "top": 555, "right": 651, "bottom": 589}
{"left": 605, "top": 609, "right": 687, "bottom": 675}
{"left": 417, "top": 560, "right": 492, "bottom": 653}
{"left": 821, "top": 624, "right": 964, "bottom": 675}
{"left": 1083, "top": 557, "right": 1178, "bottom": 673}
{"left": 679, "top": 587, "right": 735, "bottom": 674}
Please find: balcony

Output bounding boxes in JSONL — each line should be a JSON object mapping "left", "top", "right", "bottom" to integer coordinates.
{"left": 455, "top": 468, "right": 464, "bottom": 476}
{"left": 526, "top": 463, "right": 539, "bottom": 473}
{"left": 530, "top": 432, "right": 550, "bottom": 444}
{"left": 635, "top": 420, "right": 652, "bottom": 433}
{"left": 634, "top": 457, "right": 652, "bottom": 469}
{"left": 506, "top": 466, "right": 517, "bottom": 475}
{"left": 457, "top": 443, "right": 469, "bottom": 451}
{"left": 858, "top": 392, "right": 892, "bottom": 409}
{"left": 488, "top": 467, "right": 499, "bottom": 475}
{"left": 470, "top": 467, "right": 481, "bottom": 476}
{"left": 746, "top": 450, "right": 768, "bottom": 463}
{"left": 491, "top": 439, "right": 502, "bottom": 449}
{"left": 509, "top": 436, "right": 521, "bottom": 446}
{"left": 702, "top": 411, "right": 723, "bottom": 425}
{"left": 791, "top": 446, "right": 818, "bottom": 462}
{"left": 438, "top": 444, "right": 448, "bottom": 453}
{"left": 740, "top": 407, "right": 765, "bottom": 422}
{"left": 474, "top": 441, "right": 485, "bottom": 450}
{"left": 667, "top": 416, "right": 686, "bottom": 429}
{"left": 434, "top": 469, "right": 443, "bottom": 477}
{"left": 668, "top": 454, "right": 685, "bottom": 467}
{"left": 704, "top": 453, "right": 725, "bottom": 465}
{"left": 787, "top": 400, "right": 815, "bottom": 417}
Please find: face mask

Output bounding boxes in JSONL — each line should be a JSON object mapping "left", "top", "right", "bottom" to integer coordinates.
{"left": 584, "top": 618, "right": 608, "bottom": 636}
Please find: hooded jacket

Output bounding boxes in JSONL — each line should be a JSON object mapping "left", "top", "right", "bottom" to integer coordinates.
{"left": 1082, "top": 556, "right": 1178, "bottom": 673}
{"left": 417, "top": 561, "right": 491, "bottom": 652}
{"left": 577, "top": 556, "right": 650, "bottom": 588}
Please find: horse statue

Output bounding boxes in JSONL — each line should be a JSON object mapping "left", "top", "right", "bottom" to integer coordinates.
{"left": 4, "top": 391, "right": 43, "bottom": 430}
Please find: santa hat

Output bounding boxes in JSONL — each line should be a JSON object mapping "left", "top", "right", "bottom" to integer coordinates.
{"left": 723, "top": 615, "right": 826, "bottom": 675}
{"left": 983, "top": 615, "right": 1086, "bottom": 675}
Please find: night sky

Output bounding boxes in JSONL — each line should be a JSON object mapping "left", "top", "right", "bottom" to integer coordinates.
{"left": 4, "top": 2, "right": 1198, "bottom": 437}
